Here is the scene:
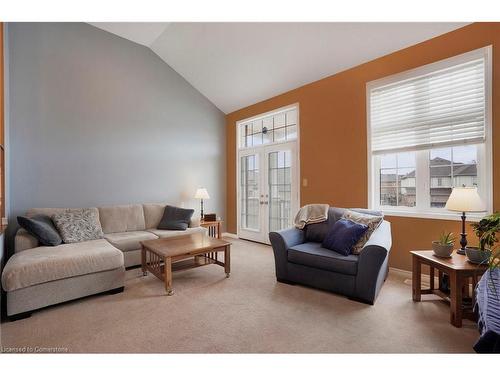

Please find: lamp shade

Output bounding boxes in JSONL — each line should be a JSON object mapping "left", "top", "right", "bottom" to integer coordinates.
{"left": 194, "top": 188, "right": 210, "bottom": 200}
{"left": 445, "top": 187, "right": 485, "bottom": 212}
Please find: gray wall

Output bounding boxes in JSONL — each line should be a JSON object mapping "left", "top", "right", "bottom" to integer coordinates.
{"left": 7, "top": 23, "right": 226, "bottom": 236}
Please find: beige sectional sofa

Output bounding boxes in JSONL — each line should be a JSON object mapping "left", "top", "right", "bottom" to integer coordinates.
{"left": 2, "top": 203, "right": 206, "bottom": 319}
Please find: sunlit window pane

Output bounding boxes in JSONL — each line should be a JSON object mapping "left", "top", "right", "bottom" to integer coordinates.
{"left": 430, "top": 145, "right": 478, "bottom": 207}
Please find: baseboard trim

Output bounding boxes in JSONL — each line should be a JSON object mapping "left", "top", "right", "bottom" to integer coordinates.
{"left": 389, "top": 267, "right": 412, "bottom": 278}
{"left": 222, "top": 232, "right": 239, "bottom": 239}
{"left": 389, "top": 267, "right": 438, "bottom": 286}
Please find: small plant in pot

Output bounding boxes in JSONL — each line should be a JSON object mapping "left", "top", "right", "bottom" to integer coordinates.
{"left": 432, "top": 232, "right": 455, "bottom": 258}
{"left": 468, "top": 213, "right": 500, "bottom": 264}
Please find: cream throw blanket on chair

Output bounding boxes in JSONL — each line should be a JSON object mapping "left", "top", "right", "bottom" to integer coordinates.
{"left": 294, "top": 204, "right": 329, "bottom": 229}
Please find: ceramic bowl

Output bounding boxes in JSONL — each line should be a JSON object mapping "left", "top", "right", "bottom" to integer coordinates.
{"left": 432, "top": 241, "right": 454, "bottom": 258}
{"left": 465, "top": 247, "right": 491, "bottom": 264}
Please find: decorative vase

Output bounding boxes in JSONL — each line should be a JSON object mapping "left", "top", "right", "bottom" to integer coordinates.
{"left": 432, "top": 241, "right": 454, "bottom": 258}
{"left": 465, "top": 246, "right": 491, "bottom": 264}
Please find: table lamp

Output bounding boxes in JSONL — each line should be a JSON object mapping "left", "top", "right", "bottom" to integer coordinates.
{"left": 445, "top": 187, "right": 486, "bottom": 255}
{"left": 194, "top": 188, "right": 210, "bottom": 220}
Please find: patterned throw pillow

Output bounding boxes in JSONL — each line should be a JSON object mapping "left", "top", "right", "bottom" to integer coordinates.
{"left": 342, "top": 209, "right": 383, "bottom": 254}
{"left": 52, "top": 208, "right": 104, "bottom": 243}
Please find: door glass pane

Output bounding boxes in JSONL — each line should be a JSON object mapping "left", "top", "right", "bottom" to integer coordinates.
{"left": 274, "top": 127, "right": 286, "bottom": 142}
{"left": 240, "top": 154, "right": 260, "bottom": 230}
{"left": 286, "top": 125, "right": 297, "bottom": 140}
{"left": 269, "top": 150, "right": 292, "bottom": 232}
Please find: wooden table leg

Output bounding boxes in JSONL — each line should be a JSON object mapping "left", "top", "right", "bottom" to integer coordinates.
{"left": 429, "top": 265, "right": 435, "bottom": 291}
{"left": 164, "top": 256, "right": 173, "bottom": 296}
{"left": 449, "top": 271, "right": 462, "bottom": 327}
{"left": 412, "top": 255, "right": 421, "bottom": 302}
{"left": 141, "top": 246, "right": 148, "bottom": 276}
{"left": 224, "top": 245, "right": 231, "bottom": 278}
{"left": 472, "top": 274, "right": 479, "bottom": 306}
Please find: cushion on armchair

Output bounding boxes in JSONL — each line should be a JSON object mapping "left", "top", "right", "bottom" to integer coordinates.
{"left": 342, "top": 210, "right": 383, "bottom": 254}
{"left": 321, "top": 219, "right": 368, "bottom": 256}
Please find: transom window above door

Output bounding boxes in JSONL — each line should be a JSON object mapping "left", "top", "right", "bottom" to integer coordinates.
{"left": 238, "top": 107, "right": 298, "bottom": 149}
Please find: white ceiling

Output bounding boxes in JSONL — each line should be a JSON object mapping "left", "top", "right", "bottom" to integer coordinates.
{"left": 89, "top": 22, "right": 468, "bottom": 114}
{"left": 89, "top": 22, "right": 170, "bottom": 47}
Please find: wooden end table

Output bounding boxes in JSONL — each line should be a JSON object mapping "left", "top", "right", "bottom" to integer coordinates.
{"left": 141, "top": 233, "right": 231, "bottom": 296}
{"left": 411, "top": 250, "right": 487, "bottom": 327}
{"left": 200, "top": 219, "right": 223, "bottom": 239}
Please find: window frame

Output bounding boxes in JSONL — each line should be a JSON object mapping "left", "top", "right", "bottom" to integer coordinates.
{"left": 366, "top": 46, "right": 493, "bottom": 221}
{"left": 237, "top": 104, "right": 299, "bottom": 150}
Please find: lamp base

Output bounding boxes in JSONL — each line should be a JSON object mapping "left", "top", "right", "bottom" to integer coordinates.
{"left": 456, "top": 248, "right": 466, "bottom": 255}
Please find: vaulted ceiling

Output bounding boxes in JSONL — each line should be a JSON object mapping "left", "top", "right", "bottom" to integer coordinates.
{"left": 89, "top": 22, "right": 468, "bottom": 114}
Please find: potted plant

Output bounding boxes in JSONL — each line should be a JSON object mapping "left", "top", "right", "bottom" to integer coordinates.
{"left": 468, "top": 213, "right": 500, "bottom": 264}
{"left": 432, "top": 232, "right": 455, "bottom": 258}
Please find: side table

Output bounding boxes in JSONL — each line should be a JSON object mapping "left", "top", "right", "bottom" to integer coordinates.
{"left": 411, "top": 250, "right": 487, "bottom": 327}
{"left": 200, "top": 219, "right": 223, "bottom": 239}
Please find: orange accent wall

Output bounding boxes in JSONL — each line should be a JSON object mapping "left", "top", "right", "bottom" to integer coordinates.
{"left": 226, "top": 22, "right": 500, "bottom": 271}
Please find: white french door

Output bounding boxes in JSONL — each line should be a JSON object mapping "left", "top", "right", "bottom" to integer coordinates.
{"left": 238, "top": 142, "right": 299, "bottom": 244}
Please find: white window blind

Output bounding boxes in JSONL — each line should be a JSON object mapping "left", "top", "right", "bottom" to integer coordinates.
{"left": 370, "top": 57, "right": 486, "bottom": 154}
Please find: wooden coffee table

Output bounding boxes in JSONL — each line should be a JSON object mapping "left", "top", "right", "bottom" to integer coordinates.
{"left": 141, "top": 233, "right": 231, "bottom": 296}
{"left": 411, "top": 250, "right": 487, "bottom": 327}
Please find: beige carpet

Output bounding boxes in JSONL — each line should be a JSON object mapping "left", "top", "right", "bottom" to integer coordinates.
{"left": 0, "top": 238, "right": 479, "bottom": 353}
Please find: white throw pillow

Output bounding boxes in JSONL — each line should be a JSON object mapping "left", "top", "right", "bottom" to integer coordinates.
{"left": 342, "top": 210, "right": 383, "bottom": 254}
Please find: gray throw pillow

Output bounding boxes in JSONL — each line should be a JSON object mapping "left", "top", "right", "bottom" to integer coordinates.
{"left": 52, "top": 208, "right": 104, "bottom": 243}
{"left": 158, "top": 205, "right": 194, "bottom": 231}
{"left": 17, "top": 215, "right": 62, "bottom": 246}
{"left": 342, "top": 209, "right": 383, "bottom": 254}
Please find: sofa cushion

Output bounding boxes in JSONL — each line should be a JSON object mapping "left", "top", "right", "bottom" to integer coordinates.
{"left": 157, "top": 205, "right": 194, "bottom": 231}
{"left": 52, "top": 208, "right": 104, "bottom": 244}
{"left": 322, "top": 219, "right": 368, "bottom": 256}
{"left": 15, "top": 229, "right": 40, "bottom": 253}
{"left": 1, "top": 239, "right": 124, "bottom": 292}
{"left": 17, "top": 215, "right": 62, "bottom": 246}
{"left": 143, "top": 203, "right": 167, "bottom": 229}
{"left": 104, "top": 231, "right": 158, "bottom": 252}
{"left": 98, "top": 204, "right": 146, "bottom": 234}
{"left": 144, "top": 203, "right": 200, "bottom": 229}
{"left": 288, "top": 242, "right": 359, "bottom": 275}
{"left": 147, "top": 226, "right": 207, "bottom": 238}
{"left": 342, "top": 210, "right": 383, "bottom": 254}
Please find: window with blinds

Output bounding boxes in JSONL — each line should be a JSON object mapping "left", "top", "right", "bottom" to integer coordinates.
{"left": 367, "top": 46, "right": 492, "bottom": 219}
{"left": 370, "top": 58, "right": 485, "bottom": 153}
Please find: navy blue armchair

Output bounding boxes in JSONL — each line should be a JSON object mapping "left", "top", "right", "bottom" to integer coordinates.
{"left": 269, "top": 207, "right": 392, "bottom": 305}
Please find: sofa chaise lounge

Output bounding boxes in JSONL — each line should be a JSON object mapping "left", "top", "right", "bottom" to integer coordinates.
{"left": 2, "top": 203, "right": 206, "bottom": 319}
{"left": 269, "top": 207, "right": 392, "bottom": 304}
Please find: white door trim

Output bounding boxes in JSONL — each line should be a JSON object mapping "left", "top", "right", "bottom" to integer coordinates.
{"left": 236, "top": 104, "right": 300, "bottom": 243}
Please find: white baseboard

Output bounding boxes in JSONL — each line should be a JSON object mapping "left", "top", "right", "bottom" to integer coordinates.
{"left": 222, "top": 232, "right": 239, "bottom": 239}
